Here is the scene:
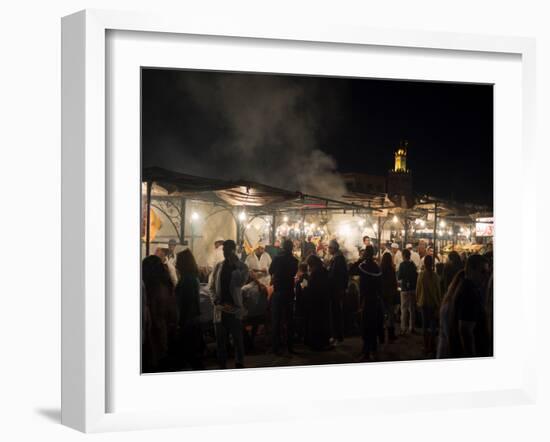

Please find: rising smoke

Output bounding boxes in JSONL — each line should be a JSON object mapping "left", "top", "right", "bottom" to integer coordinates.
{"left": 142, "top": 71, "right": 347, "bottom": 199}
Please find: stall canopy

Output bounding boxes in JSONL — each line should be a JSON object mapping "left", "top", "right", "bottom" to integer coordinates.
{"left": 142, "top": 166, "right": 379, "bottom": 214}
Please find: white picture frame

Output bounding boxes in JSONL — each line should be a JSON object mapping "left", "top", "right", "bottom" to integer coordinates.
{"left": 61, "top": 9, "right": 537, "bottom": 433}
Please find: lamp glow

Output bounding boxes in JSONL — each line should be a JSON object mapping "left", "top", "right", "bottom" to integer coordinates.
{"left": 191, "top": 212, "right": 200, "bottom": 222}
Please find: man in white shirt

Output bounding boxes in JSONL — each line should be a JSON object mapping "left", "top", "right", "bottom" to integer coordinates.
{"left": 244, "top": 241, "right": 272, "bottom": 286}
{"left": 420, "top": 246, "right": 440, "bottom": 270}
{"left": 406, "top": 243, "right": 421, "bottom": 269}
{"left": 166, "top": 238, "right": 178, "bottom": 268}
{"left": 207, "top": 237, "right": 225, "bottom": 270}
{"left": 391, "top": 242, "right": 403, "bottom": 269}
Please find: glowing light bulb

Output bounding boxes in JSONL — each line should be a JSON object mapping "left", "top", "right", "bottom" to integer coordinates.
{"left": 283, "top": 216, "right": 289, "bottom": 223}
{"left": 238, "top": 211, "right": 247, "bottom": 221}
{"left": 392, "top": 215, "right": 399, "bottom": 223}
{"left": 440, "top": 220, "right": 446, "bottom": 228}
{"left": 191, "top": 212, "right": 199, "bottom": 222}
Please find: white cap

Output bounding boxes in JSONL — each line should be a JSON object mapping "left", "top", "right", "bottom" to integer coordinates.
{"left": 406, "top": 243, "right": 413, "bottom": 249}
{"left": 391, "top": 242, "right": 399, "bottom": 249}
{"left": 256, "top": 241, "right": 265, "bottom": 248}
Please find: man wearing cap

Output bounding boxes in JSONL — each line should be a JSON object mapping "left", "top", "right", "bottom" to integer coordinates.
{"left": 210, "top": 240, "right": 249, "bottom": 369}
{"left": 245, "top": 241, "right": 272, "bottom": 286}
{"left": 406, "top": 243, "right": 421, "bottom": 269}
{"left": 390, "top": 243, "right": 403, "bottom": 269}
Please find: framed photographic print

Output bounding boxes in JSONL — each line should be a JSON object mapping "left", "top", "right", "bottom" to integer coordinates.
{"left": 61, "top": 9, "right": 537, "bottom": 432}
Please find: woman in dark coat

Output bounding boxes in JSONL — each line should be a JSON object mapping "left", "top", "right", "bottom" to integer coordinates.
{"left": 303, "top": 255, "right": 332, "bottom": 351}
{"left": 380, "top": 252, "right": 398, "bottom": 342}
{"left": 350, "top": 245, "right": 383, "bottom": 362}
{"left": 174, "top": 249, "right": 205, "bottom": 370}
{"left": 442, "top": 251, "right": 463, "bottom": 294}
{"left": 142, "top": 255, "right": 178, "bottom": 372}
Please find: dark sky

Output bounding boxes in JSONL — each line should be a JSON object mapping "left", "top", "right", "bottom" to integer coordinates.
{"left": 142, "top": 68, "right": 493, "bottom": 206}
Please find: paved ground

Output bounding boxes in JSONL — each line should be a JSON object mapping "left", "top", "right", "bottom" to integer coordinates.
{"left": 201, "top": 330, "right": 430, "bottom": 370}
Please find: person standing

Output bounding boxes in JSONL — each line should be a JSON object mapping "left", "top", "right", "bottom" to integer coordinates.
{"left": 452, "top": 254, "right": 491, "bottom": 358}
{"left": 418, "top": 240, "right": 428, "bottom": 261}
{"left": 406, "top": 243, "right": 421, "bottom": 270}
{"left": 141, "top": 255, "right": 178, "bottom": 372}
{"left": 245, "top": 241, "right": 272, "bottom": 286}
{"left": 416, "top": 254, "right": 442, "bottom": 355}
{"left": 350, "top": 245, "right": 383, "bottom": 362}
{"left": 207, "top": 238, "right": 225, "bottom": 271}
{"left": 303, "top": 235, "right": 317, "bottom": 259}
{"left": 294, "top": 262, "right": 309, "bottom": 344}
{"left": 174, "top": 249, "right": 204, "bottom": 370}
{"left": 327, "top": 239, "right": 349, "bottom": 344}
{"left": 303, "top": 255, "right": 331, "bottom": 350}
{"left": 360, "top": 236, "right": 377, "bottom": 257}
{"left": 442, "top": 251, "right": 463, "bottom": 294}
{"left": 269, "top": 239, "right": 299, "bottom": 355}
{"left": 437, "top": 269, "right": 465, "bottom": 359}
{"left": 380, "top": 252, "right": 398, "bottom": 342}
{"left": 266, "top": 238, "right": 282, "bottom": 259}
{"left": 210, "top": 240, "right": 249, "bottom": 369}
{"left": 397, "top": 248, "right": 418, "bottom": 335}
{"left": 390, "top": 243, "right": 403, "bottom": 269}
{"left": 155, "top": 246, "right": 178, "bottom": 287}
{"left": 166, "top": 238, "right": 178, "bottom": 267}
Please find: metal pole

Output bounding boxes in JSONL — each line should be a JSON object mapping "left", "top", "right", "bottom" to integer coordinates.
{"left": 403, "top": 217, "right": 408, "bottom": 249}
{"left": 377, "top": 215, "right": 382, "bottom": 260}
{"left": 433, "top": 202, "right": 438, "bottom": 270}
{"left": 179, "top": 197, "right": 186, "bottom": 245}
{"left": 145, "top": 181, "right": 152, "bottom": 256}
{"left": 271, "top": 212, "right": 276, "bottom": 245}
{"left": 301, "top": 210, "right": 306, "bottom": 257}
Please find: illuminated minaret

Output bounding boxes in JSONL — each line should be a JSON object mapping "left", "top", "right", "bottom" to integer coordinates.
{"left": 387, "top": 140, "right": 413, "bottom": 208}
{"left": 394, "top": 140, "right": 408, "bottom": 173}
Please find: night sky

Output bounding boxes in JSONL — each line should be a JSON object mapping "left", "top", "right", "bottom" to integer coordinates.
{"left": 142, "top": 69, "right": 493, "bottom": 206}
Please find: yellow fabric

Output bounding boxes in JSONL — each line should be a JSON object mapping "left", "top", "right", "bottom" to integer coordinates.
{"left": 141, "top": 208, "right": 162, "bottom": 242}
{"left": 416, "top": 271, "right": 441, "bottom": 308}
{"left": 243, "top": 238, "right": 254, "bottom": 256}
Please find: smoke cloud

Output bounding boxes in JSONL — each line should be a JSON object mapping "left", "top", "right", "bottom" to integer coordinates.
{"left": 143, "top": 71, "right": 347, "bottom": 199}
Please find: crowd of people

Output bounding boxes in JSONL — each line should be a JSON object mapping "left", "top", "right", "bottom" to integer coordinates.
{"left": 141, "top": 233, "right": 493, "bottom": 372}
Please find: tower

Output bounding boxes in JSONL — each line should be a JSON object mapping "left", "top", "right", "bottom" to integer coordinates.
{"left": 394, "top": 140, "right": 408, "bottom": 172}
{"left": 387, "top": 140, "right": 413, "bottom": 208}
